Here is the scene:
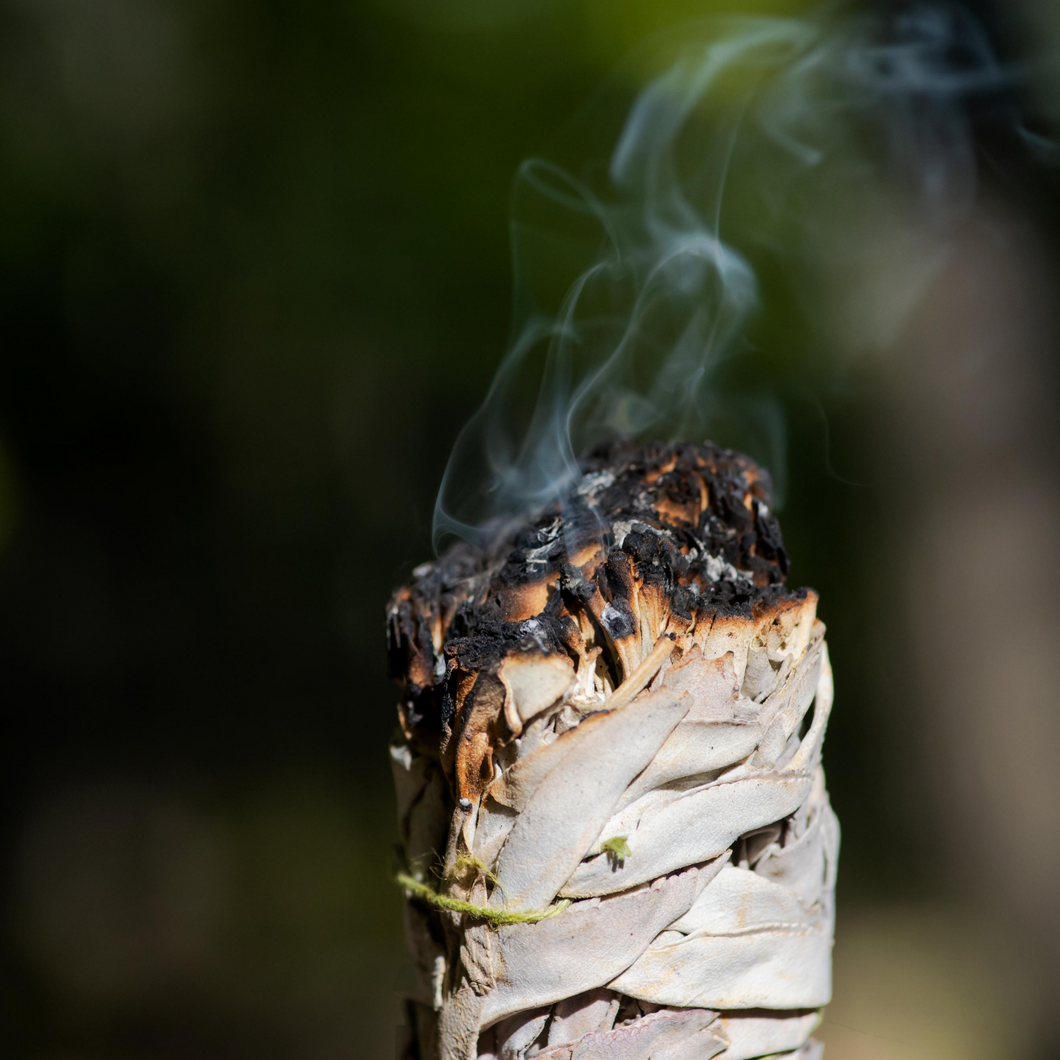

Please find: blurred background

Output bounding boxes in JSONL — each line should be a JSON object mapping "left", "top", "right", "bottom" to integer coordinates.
{"left": 2, "top": 1, "right": 1059, "bottom": 1058}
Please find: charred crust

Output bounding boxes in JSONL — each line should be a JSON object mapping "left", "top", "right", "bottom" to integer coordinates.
{"left": 387, "top": 441, "right": 810, "bottom": 762}
{"left": 443, "top": 612, "right": 568, "bottom": 674}
{"left": 599, "top": 597, "right": 637, "bottom": 640}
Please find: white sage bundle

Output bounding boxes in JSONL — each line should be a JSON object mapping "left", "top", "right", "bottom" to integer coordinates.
{"left": 388, "top": 442, "right": 838, "bottom": 1060}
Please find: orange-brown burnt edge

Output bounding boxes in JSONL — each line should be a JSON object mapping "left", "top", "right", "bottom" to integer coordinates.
{"left": 387, "top": 441, "right": 806, "bottom": 806}
{"left": 445, "top": 672, "right": 506, "bottom": 804}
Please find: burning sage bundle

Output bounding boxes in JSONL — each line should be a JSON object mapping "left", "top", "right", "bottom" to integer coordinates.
{"left": 388, "top": 441, "right": 837, "bottom": 1060}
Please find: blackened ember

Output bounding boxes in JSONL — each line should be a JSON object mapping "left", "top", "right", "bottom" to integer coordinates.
{"left": 387, "top": 441, "right": 806, "bottom": 770}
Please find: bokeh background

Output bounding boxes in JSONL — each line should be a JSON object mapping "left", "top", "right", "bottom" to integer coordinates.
{"left": 3, "top": 1, "right": 1060, "bottom": 1058}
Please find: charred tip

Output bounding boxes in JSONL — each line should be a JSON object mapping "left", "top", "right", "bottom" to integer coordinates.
{"left": 389, "top": 441, "right": 809, "bottom": 759}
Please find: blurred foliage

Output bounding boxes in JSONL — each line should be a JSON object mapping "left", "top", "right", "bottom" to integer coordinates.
{"left": 1, "top": 0, "right": 1056, "bottom": 1058}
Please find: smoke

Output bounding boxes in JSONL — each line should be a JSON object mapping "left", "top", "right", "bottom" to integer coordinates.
{"left": 433, "top": 2, "right": 1031, "bottom": 551}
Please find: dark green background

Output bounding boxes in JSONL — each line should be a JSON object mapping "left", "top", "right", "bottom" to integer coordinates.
{"left": 3, "top": 1, "right": 1057, "bottom": 1058}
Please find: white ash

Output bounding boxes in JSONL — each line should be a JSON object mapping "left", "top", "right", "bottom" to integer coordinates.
{"left": 575, "top": 470, "right": 615, "bottom": 498}
{"left": 703, "top": 552, "right": 749, "bottom": 585}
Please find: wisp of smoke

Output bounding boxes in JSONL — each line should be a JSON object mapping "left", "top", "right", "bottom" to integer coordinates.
{"left": 433, "top": 2, "right": 1028, "bottom": 551}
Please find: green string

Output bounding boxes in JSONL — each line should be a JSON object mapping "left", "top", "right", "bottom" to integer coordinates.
{"left": 395, "top": 873, "right": 571, "bottom": 928}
